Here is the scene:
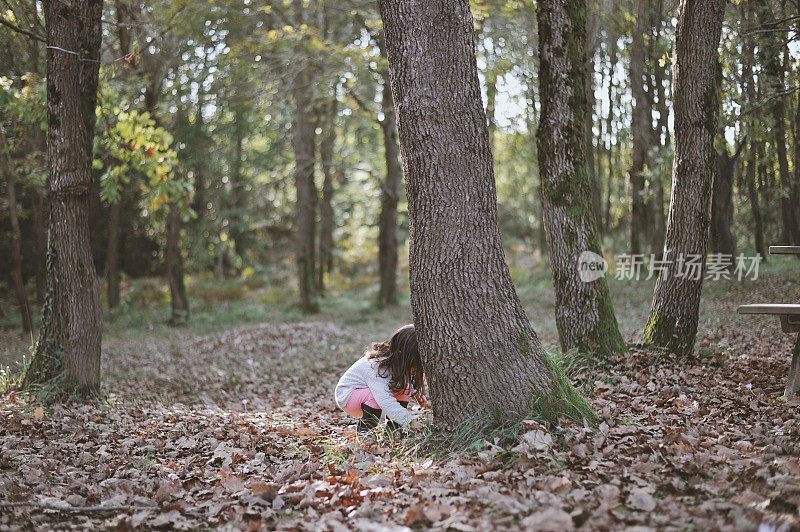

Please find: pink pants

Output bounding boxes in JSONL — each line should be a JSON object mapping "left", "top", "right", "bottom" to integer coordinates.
{"left": 343, "top": 387, "right": 412, "bottom": 417}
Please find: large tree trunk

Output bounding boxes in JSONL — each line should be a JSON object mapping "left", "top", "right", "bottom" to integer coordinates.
{"left": 378, "top": 64, "right": 402, "bottom": 307}
{"left": 628, "top": 0, "right": 651, "bottom": 256}
{"left": 318, "top": 99, "right": 337, "bottom": 292}
{"left": 378, "top": 0, "right": 594, "bottom": 431}
{"left": 23, "top": 0, "right": 104, "bottom": 393}
{"left": 537, "top": 0, "right": 625, "bottom": 357}
{"left": 291, "top": 0, "right": 318, "bottom": 313}
{"left": 755, "top": 0, "right": 800, "bottom": 244}
{"left": 0, "top": 125, "right": 33, "bottom": 333}
{"left": 166, "top": 204, "right": 189, "bottom": 325}
{"left": 643, "top": 0, "right": 725, "bottom": 357}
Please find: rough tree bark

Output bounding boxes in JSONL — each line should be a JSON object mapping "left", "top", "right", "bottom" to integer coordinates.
{"left": 23, "top": 0, "right": 104, "bottom": 393}
{"left": 378, "top": 0, "right": 594, "bottom": 431}
{"left": 643, "top": 0, "right": 725, "bottom": 357}
{"left": 292, "top": 0, "right": 318, "bottom": 313}
{"left": 0, "top": 124, "right": 33, "bottom": 332}
{"left": 628, "top": 0, "right": 651, "bottom": 256}
{"left": 378, "top": 57, "right": 402, "bottom": 307}
{"left": 537, "top": 0, "right": 625, "bottom": 357}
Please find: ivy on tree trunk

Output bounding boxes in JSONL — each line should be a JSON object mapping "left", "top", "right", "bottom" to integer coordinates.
{"left": 23, "top": 0, "right": 104, "bottom": 394}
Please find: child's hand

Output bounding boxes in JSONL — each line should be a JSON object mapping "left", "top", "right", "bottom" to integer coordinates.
{"left": 414, "top": 393, "right": 430, "bottom": 409}
{"left": 409, "top": 419, "right": 424, "bottom": 431}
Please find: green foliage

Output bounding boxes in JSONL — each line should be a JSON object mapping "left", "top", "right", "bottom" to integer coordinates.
{"left": 95, "top": 92, "right": 189, "bottom": 216}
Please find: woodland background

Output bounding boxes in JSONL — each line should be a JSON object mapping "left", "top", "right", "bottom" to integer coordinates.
{"left": 2, "top": 0, "right": 800, "bottom": 530}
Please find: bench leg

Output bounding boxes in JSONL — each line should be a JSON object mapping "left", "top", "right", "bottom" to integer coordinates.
{"left": 786, "top": 334, "right": 800, "bottom": 397}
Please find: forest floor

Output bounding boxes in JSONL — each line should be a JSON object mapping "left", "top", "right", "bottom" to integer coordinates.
{"left": 1, "top": 261, "right": 800, "bottom": 530}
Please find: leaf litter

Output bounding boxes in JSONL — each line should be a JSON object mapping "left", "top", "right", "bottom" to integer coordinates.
{"left": 1, "top": 308, "right": 800, "bottom": 530}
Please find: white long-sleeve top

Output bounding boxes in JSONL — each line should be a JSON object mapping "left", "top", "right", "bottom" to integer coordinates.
{"left": 334, "top": 355, "right": 414, "bottom": 426}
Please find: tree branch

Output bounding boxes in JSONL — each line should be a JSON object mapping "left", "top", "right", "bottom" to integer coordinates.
{"left": 0, "top": 15, "right": 45, "bottom": 43}
{"left": 0, "top": 501, "right": 158, "bottom": 513}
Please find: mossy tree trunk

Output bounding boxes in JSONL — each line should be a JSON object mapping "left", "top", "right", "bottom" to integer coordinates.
{"left": 643, "top": 0, "right": 725, "bottom": 356}
{"left": 23, "top": 0, "right": 104, "bottom": 394}
{"left": 536, "top": 0, "right": 625, "bottom": 357}
{"left": 378, "top": 0, "right": 595, "bottom": 431}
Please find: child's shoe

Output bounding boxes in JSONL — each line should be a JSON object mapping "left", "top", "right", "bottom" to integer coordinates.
{"left": 356, "top": 405, "right": 382, "bottom": 442}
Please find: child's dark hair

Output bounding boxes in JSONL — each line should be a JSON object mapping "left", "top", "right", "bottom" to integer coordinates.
{"left": 367, "top": 324, "right": 423, "bottom": 393}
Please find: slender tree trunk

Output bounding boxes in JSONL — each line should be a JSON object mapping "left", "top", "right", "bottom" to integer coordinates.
{"left": 23, "top": 0, "right": 104, "bottom": 393}
{"left": 378, "top": 63, "right": 401, "bottom": 307}
{"left": 643, "top": 0, "right": 725, "bottom": 356}
{"left": 0, "top": 126, "right": 33, "bottom": 332}
{"left": 26, "top": 32, "right": 47, "bottom": 306}
{"left": 628, "top": 0, "right": 651, "bottom": 256}
{"left": 650, "top": 5, "right": 668, "bottom": 259}
{"left": 741, "top": 4, "right": 767, "bottom": 261}
{"left": 711, "top": 147, "right": 738, "bottom": 258}
{"left": 166, "top": 204, "right": 189, "bottom": 325}
{"left": 537, "top": 0, "right": 625, "bottom": 357}
{"left": 747, "top": 144, "right": 767, "bottom": 261}
{"left": 105, "top": 199, "right": 122, "bottom": 309}
{"left": 485, "top": 70, "right": 498, "bottom": 154}
{"left": 32, "top": 189, "right": 47, "bottom": 304}
{"left": 378, "top": 0, "right": 594, "bottom": 431}
{"left": 604, "top": 27, "right": 617, "bottom": 233}
{"left": 755, "top": 0, "right": 800, "bottom": 244}
{"left": 229, "top": 106, "right": 248, "bottom": 262}
{"left": 585, "top": 0, "right": 602, "bottom": 230}
{"left": 318, "top": 99, "right": 337, "bottom": 292}
{"left": 292, "top": 0, "right": 318, "bottom": 313}
{"left": 793, "top": 72, "right": 800, "bottom": 228}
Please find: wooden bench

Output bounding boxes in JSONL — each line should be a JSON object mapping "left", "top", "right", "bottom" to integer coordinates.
{"left": 738, "top": 245, "right": 800, "bottom": 396}
{"left": 770, "top": 246, "right": 800, "bottom": 255}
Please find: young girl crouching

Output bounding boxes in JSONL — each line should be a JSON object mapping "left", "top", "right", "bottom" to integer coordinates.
{"left": 335, "top": 324, "right": 428, "bottom": 437}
